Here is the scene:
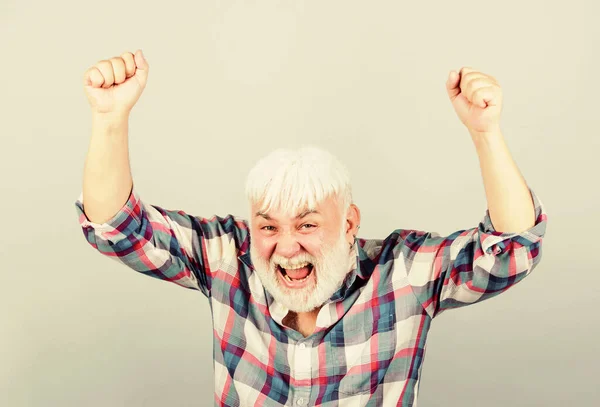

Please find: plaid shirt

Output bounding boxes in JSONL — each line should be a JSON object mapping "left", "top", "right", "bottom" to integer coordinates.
{"left": 75, "top": 186, "right": 547, "bottom": 407}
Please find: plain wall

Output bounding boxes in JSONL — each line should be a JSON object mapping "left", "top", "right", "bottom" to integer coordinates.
{"left": 1, "top": 0, "right": 599, "bottom": 405}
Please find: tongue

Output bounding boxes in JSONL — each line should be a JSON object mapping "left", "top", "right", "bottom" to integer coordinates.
{"left": 284, "top": 266, "right": 311, "bottom": 280}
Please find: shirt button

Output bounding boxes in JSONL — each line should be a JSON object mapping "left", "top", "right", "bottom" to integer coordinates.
{"left": 297, "top": 398, "right": 305, "bottom": 406}
{"left": 299, "top": 343, "right": 306, "bottom": 349}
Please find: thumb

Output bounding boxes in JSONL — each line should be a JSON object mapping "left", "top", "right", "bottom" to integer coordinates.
{"left": 133, "top": 49, "right": 149, "bottom": 86}
{"left": 445, "top": 70, "right": 460, "bottom": 100}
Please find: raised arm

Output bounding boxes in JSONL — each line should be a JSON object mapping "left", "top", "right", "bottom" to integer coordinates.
{"left": 403, "top": 67, "right": 548, "bottom": 317}
{"left": 446, "top": 67, "right": 536, "bottom": 234}
{"left": 81, "top": 50, "right": 148, "bottom": 224}
{"left": 76, "top": 50, "right": 246, "bottom": 296}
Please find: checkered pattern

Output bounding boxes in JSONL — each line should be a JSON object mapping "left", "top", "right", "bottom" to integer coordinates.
{"left": 75, "top": 186, "right": 547, "bottom": 406}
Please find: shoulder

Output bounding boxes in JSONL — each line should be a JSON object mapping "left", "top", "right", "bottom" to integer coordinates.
{"left": 358, "top": 228, "right": 441, "bottom": 258}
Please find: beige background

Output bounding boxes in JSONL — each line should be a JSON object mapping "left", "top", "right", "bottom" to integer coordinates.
{"left": 1, "top": 0, "right": 599, "bottom": 406}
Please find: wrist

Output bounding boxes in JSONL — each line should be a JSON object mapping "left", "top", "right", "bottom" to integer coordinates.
{"left": 470, "top": 128, "right": 508, "bottom": 158}
{"left": 469, "top": 125, "right": 503, "bottom": 147}
{"left": 91, "top": 112, "right": 130, "bottom": 141}
{"left": 468, "top": 124, "right": 502, "bottom": 139}
{"left": 91, "top": 111, "right": 130, "bottom": 126}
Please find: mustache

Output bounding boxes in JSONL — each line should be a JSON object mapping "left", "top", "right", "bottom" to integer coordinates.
{"left": 269, "top": 253, "right": 318, "bottom": 269}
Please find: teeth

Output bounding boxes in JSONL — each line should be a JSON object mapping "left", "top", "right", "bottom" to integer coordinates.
{"left": 281, "top": 269, "right": 311, "bottom": 283}
{"left": 278, "top": 261, "right": 311, "bottom": 270}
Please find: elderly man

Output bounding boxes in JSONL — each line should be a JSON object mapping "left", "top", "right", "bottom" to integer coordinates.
{"left": 76, "top": 50, "right": 547, "bottom": 406}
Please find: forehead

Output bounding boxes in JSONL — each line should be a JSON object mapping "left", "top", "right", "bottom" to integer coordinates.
{"left": 252, "top": 194, "right": 341, "bottom": 221}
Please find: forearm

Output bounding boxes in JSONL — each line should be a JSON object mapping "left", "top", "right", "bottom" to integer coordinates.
{"left": 82, "top": 113, "right": 133, "bottom": 224}
{"left": 471, "top": 128, "right": 535, "bottom": 233}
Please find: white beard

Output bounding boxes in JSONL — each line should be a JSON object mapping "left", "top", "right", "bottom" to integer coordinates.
{"left": 250, "top": 229, "right": 354, "bottom": 313}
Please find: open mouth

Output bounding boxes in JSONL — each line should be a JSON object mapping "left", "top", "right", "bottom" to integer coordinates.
{"left": 277, "top": 263, "right": 314, "bottom": 284}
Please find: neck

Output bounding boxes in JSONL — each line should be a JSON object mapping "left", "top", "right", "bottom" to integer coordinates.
{"left": 284, "top": 307, "right": 322, "bottom": 337}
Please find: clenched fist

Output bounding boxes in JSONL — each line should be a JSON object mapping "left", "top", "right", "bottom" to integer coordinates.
{"left": 446, "top": 67, "right": 503, "bottom": 135}
{"left": 83, "top": 49, "right": 149, "bottom": 116}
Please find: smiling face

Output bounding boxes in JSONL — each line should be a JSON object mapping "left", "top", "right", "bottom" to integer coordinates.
{"left": 244, "top": 146, "right": 360, "bottom": 312}
{"left": 249, "top": 193, "right": 360, "bottom": 313}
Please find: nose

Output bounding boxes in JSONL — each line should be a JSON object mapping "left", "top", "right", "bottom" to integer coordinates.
{"left": 275, "top": 232, "right": 301, "bottom": 258}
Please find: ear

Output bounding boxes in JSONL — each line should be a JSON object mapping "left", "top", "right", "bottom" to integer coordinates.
{"left": 345, "top": 204, "right": 361, "bottom": 245}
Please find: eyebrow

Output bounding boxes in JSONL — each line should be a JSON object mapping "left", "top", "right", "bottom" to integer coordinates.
{"left": 255, "top": 212, "right": 272, "bottom": 220}
{"left": 296, "top": 209, "right": 319, "bottom": 219}
{"left": 255, "top": 209, "right": 319, "bottom": 220}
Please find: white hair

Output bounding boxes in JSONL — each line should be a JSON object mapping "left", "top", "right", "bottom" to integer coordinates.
{"left": 245, "top": 146, "right": 353, "bottom": 215}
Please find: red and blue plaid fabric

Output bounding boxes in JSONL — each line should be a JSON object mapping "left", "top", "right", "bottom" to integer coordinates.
{"left": 75, "top": 186, "right": 547, "bottom": 406}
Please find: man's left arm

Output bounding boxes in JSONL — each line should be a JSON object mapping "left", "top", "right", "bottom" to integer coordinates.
{"left": 447, "top": 67, "right": 536, "bottom": 234}
{"left": 404, "top": 68, "right": 548, "bottom": 318}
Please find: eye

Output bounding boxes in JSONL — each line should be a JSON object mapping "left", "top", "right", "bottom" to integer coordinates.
{"left": 300, "top": 224, "right": 316, "bottom": 230}
{"left": 261, "top": 225, "right": 276, "bottom": 232}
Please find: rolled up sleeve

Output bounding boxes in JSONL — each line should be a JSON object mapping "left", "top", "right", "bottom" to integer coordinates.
{"left": 75, "top": 187, "right": 211, "bottom": 295}
{"left": 75, "top": 188, "right": 144, "bottom": 243}
{"left": 405, "top": 187, "right": 548, "bottom": 318}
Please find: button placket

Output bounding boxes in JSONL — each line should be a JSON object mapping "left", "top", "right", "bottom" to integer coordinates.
{"left": 292, "top": 341, "right": 312, "bottom": 406}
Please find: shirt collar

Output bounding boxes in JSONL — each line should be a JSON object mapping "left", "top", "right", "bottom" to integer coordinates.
{"left": 329, "top": 240, "right": 376, "bottom": 301}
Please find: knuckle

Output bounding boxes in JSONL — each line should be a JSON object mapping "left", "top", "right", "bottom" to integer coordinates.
{"left": 83, "top": 67, "right": 93, "bottom": 79}
{"left": 120, "top": 51, "right": 134, "bottom": 61}
{"left": 96, "top": 59, "right": 111, "bottom": 69}
{"left": 87, "top": 67, "right": 103, "bottom": 86}
{"left": 120, "top": 52, "right": 136, "bottom": 76}
{"left": 95, "top": 61, "right": 114, "bottom": 87}
{"left": 96, "top": 60, "right": 113, "bottom": 76}
{"left": 110, "top": 60, "right": 126, "bottom": 82}
{"left": 109, "top": 56, "right": 125, "bottom": 69}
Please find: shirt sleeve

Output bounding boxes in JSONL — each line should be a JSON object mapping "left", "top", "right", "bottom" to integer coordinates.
{"left": 403, "top": 187, "right": 548, "bottom": 318}
{"left": 74, "top": 185, "right": 247, "bottom": 297}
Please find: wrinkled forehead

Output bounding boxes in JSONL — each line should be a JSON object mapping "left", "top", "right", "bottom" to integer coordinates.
{"left": 250, "top": 193, "right": 342, "bottom": 222}
{"left": 254, "top": 207, "right": 318, "bottom": 222}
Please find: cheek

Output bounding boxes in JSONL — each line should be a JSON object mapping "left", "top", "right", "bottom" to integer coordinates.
{"left": 252, "top": 235, "right": 276, "bottom": 260}
{"left": 298, "top": 234, "right": 327, "bottom": 255}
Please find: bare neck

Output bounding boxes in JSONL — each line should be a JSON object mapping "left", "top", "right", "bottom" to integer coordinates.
{"left": 283, "top": 307, "right": 322, "bottom": 337}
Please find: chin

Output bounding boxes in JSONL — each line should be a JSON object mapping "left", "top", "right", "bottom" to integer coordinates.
{"left": 264, "top": 270, "right": 325, "bottom": 312}
{"left": 249, "top": 235, "right": 352, "bottom": 313}
{"left": 257, "top": 265, "right": 347, "bottom": 313}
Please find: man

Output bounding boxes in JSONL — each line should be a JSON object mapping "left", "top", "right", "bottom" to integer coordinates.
{"left": 76, "top": 50, "right": 547, "bottom": 406}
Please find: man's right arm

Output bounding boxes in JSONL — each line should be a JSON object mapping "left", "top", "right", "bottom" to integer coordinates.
{"left": 75, "top": 176, "right": 249, "bottom": 297}
{"left": 78, "top": 90, "right": 211, "bottom": 294}
{"left": 82, "top": 113, "right": 132, "bottom": 224}
{"left": 81, "top": 49, "right": 147, "bottom": 224}
{"left": 76, "top": 50, "right": 246, "bottom": 297}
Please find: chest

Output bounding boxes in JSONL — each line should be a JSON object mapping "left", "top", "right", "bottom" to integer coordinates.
{"left": 211, "top": 281, "right": 428, "bottom": 398}
{"left": 282, "top": 312, "right": 318, "bottom": 337}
